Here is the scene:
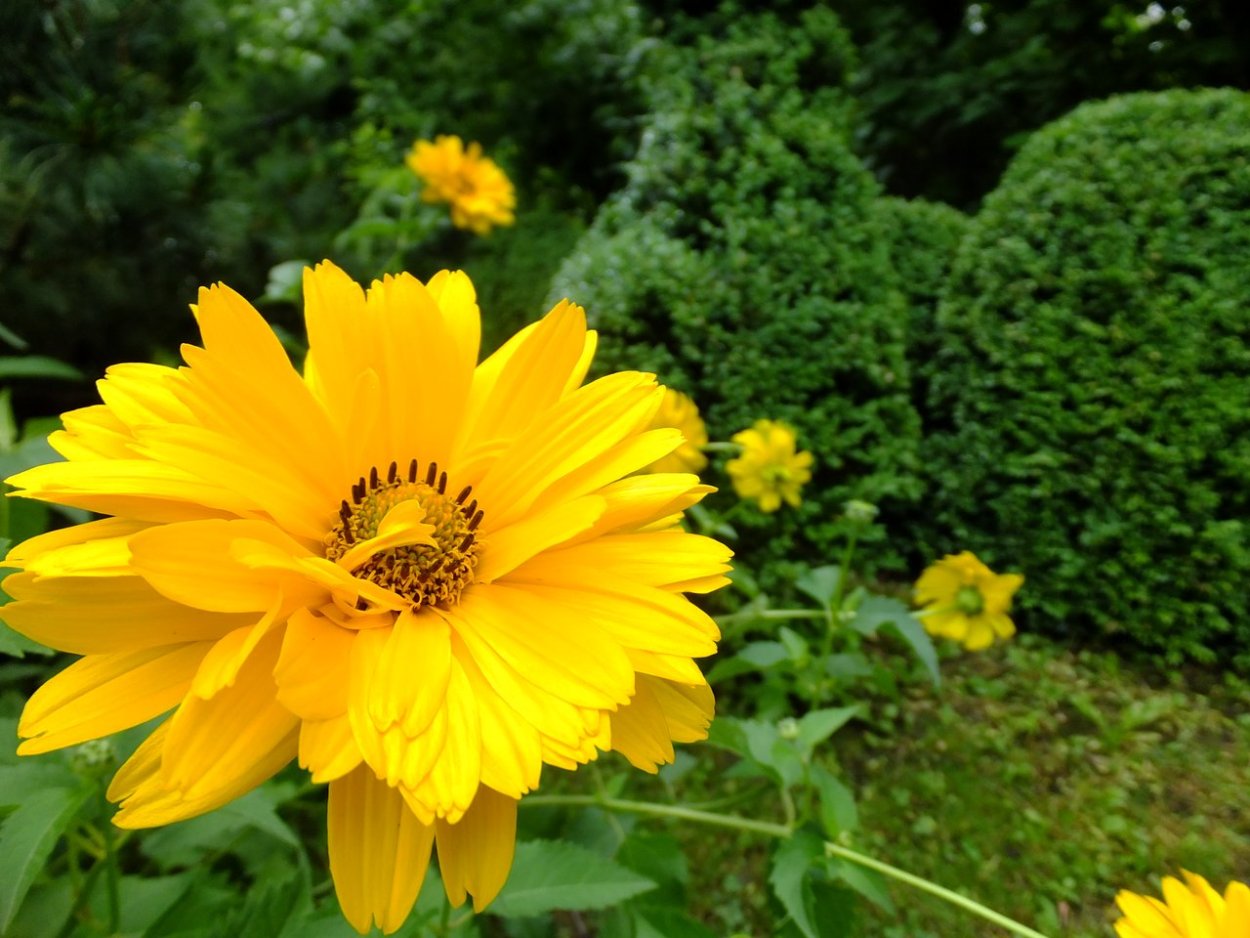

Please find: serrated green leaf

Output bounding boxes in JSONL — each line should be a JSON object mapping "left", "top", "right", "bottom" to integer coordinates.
{"left": 489, "top": 840, "right": 657, "bottom": 918}
{"left": 811, "top": 766, "right": 858, "bottom": 837}
{"left": 769, "top": 831, "right": 826, "bottom": 938}
{"left": 0, "top": 784, "right": 89, "bottom": 931}
{"left": 795, "top": 565, "right": 842, "bottom": 610}
{"left": 796, "top": 707, "right": 862, "bottom": 759}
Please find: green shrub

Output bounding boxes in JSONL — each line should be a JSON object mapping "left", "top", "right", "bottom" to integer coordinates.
{"left": 922, "top": 88, "right": 1250, "bottom": 663}
{"left": 551, "top": 4, "right": 924, "bottom": 582}
{"left": 875, "top": 196, "right": 970, "bottom": 412}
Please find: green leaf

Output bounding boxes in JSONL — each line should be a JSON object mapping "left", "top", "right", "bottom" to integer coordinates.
{"left": 0, "top": 356, "right": 84, "bottom": 381}
{"left": 262, "top": 260, "right": 311, "bottom": 304}
{"left": 811, "top": 766, "right": 858, "bottom": 837}
{"left": 0, "top": 783, "right": 90, "bottom": 932}
{"left": 795, "top": 707, "right": 862, "bottom": 759}
{"left": 489, "top": 841, "right": 657, "bottom": 918}
{"left": 852, "top": 597, "right": 940, "bottom": 686}
{"left": 634, "top": 907, "right": 718, "bottom": 938}
{"left": 707, "top": 641, "right": 789, "bottom": 683}
{"left": 0, "top": 763, "right": 78, "bottom": 806}
{"left": 778, "top": 626, "right": 809, "bottom": 662}
{"left": 828, "top": 859, "right": 894, "bottom": 912}
{"left": 769, "top": 830, "right": 826, "bottom": 938}
{"left": 795, "top": 565, "right": 842, "bottom": 610}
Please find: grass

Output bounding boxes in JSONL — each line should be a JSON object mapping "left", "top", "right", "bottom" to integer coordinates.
{"left": 838, "top": 634, "right": 1250, "bottom": 937}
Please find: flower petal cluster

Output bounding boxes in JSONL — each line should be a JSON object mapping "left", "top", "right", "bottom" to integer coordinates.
{"left": 914, "top": 551, "right": 1023, "bottom": 651}
{"left": 726, "top": 419, "right": 813, "bottom": 512}
{"left": 1115, "top": 871, "right": 1250, "bottom": 938}
{"left": 405, "top": 135, "right": 516, "bottom": 235}
{"left": 1, "top": 262, "right": 730, "bottom": 933}
{"left": 645, "top": 387, "right": 708, "bottom": 475}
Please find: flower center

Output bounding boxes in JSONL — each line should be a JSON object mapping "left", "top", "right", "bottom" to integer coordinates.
{"left": 955, "top": 585, "right": 984, "bottom": 616}
{"left": 325, "top": 459, "right": 483, "bottom": 610}
{"left": 762, "top": 464, "right": 792, "bottom": 485}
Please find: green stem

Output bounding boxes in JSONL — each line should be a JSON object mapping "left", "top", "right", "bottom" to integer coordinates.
{"left": 824, "top": 843, "right": 1050, "bottom": 938}
{"left": 715, "top": 609, "right": 827, "bottom": 629}
{"left": 519, "top": 796, "right": 1051, "bottom": 938}
{"left": 99, "top": 789, "right": 121, "bottom": 934}
{"left": 701, "top": 441, "right": 742, "bottom": 454}
{"left": 437, "top": 888, "right": 452, "bottom": 935}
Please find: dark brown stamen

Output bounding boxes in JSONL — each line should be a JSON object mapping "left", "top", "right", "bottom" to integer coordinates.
{"left": 425, "top": 462, "right": 438, "bottom": 486}
{"left": 408, "top": 459, "right": 419, "bottom": 482}
{"left": 387, "top": 461, "right": 398, "bottom": 484}
{"left": 369, "top": 466, "right": 379, "bottom": 489}
{"left": 455, "top": 485, "right": 472, "bottom": 504}
{"left": 458, "top": 534, "right": 475, "bottom": 552}
{"left": 467, "top": 510, "right": 484, "bottom": 532}
{"left": 437, "top": 471, "right": 447, "bottom": 494}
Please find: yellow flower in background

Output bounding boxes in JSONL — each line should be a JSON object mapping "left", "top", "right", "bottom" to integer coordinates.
{"left": 406, "top": 135, "right": 516, "bottom": 235}
{"left": 1115, "top": 871, "right": 1250, "bottom": 938}
{"left": 2, "top": 262, "right": 730, "bottom": 933}
{"left": 645, "top": 387, "right": 708, "bottom": 475}
{"left": 914, "top": 551, "right": 1023, "bottom": 651}
{"left": 726, "top": 419, "right": 813, "bottom": 513}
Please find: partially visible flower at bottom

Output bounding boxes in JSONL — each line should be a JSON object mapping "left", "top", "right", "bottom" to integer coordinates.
{"left": 645, "top": 387, "right": 708, "bottom": 475}
{"left": 1115, "top": 870, "right": 1250, "bottom": 938}
{"left": 726, "top": 419, "right": 813, "bottom": 513}
{"left": 405, "top": 135, "right": 516, "bottom": 235}
{"left": 1, "top": 261, "right": 731, "bottom": 934}
{"left": 913, "top": 551, "right": 1023, "bottom": 651}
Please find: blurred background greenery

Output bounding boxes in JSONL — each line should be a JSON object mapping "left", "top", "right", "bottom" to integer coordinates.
{"left": 2, "top": 1, "right": 1249, "bottom": 936}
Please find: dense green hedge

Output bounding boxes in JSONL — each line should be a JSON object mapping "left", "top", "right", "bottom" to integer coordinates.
{"left": 552, "top": 4, "right": 925, "bottom": 581}
{"left": 922, "top": 89, "right": 1250, "bottom": 662}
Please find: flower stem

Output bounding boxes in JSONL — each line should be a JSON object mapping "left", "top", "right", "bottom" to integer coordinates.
{"left": 520, "top": 795, "right": 1051, "bottom": 938}
{"left": 701, "top": 441, "right": 742, "bottom": 454}
{"left": 98, "top": 788, "right": 121, "bottom": 933}
{"left": 823, "top": 843, "right": 1050, "bottom": 938}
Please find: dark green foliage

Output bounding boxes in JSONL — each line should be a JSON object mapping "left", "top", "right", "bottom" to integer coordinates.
{"left": 874, "top": 197, "right": 969, "bottom": 413}
{"left": 922, "top": 89, "right": 1250, "bottom": 662}
{"left": 838, "top": 0, "right": 1250, "bottom": 209}
{"left": 552, "top": 4, "right": 924, "bottom": 581}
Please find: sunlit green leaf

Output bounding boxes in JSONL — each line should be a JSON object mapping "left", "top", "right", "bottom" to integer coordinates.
{"left": 489, "top": 840, "right": 657, "bottom": 918}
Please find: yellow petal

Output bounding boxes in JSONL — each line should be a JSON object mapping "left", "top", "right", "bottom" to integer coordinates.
{"left": 128, "top": 519, "right": 324, "bottom": 613}
{"left": 328, "top": 766, "right": 435, "bottom": 935}
{"left": 111, "top": 717, "right": 298, "bottom": 828}
{"left": 159, "top": 628, "right": 299, "bottom": 799}
{"left": 189, "top": 602, "right": 283, "bottom": 699}
{"left": 474, "top": 495, "right": 604, "bottom": 583}
{"left": 18, "top": 643, "right": 210, "bottom": 754}
{"left": 0, "top": 571, "right": 248, "bottom": 654}
{"left": 299, "top": 714, "right": 363, "bottom": 783}
{"left": 435, "top": 786, "right": 517, "bottom": 912}
{"left": 275, "top": 608, "right": 357, "bottom": 721}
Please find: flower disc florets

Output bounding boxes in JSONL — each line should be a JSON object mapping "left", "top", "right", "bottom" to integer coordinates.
{"left": 325, "top": 459, "right": 482, "bottom": 609}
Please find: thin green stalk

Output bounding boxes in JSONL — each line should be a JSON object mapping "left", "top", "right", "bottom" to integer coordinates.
{"left": 99, "top": 792, "right": 121, "bottom": 934}
{"left": 436, "top": 889, "right": 452, "bottom": 935}
{"left": 715, "top": 608, "right": 826, "bottom": 629}
{"left": 701, "top": 441, "right": 742, "bottom": 454}
{"left": 824, "top": 843, "right": 1050, "bottom": 938}
{"left": 520, "top": 795, "right": 1051, "bottom": 938}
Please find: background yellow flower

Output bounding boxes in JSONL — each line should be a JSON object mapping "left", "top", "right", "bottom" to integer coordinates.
{"left": 406, "top": 135, "right": 516, "bottom": 235}
{"left": 645, "top": 387, "right": 708, "bottom": 475}
{"left": 2, "top": 262, "right": 730, "bottom": 934}
{"left": 726, "top": 419, "right": 813, "bottom": 513}
{"left": 1115, "top": 870, "right": 1250, "bottom": 938}
{"left": 914, "top": 551, "right": 1023, "bottom": 651}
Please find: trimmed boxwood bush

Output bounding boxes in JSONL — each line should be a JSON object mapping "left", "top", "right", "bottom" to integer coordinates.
{"left": 551, "top": 4, "right": 925, "bottom": 582}
{"left": 922, "top": 89, "right": 1250, "bottom": 662}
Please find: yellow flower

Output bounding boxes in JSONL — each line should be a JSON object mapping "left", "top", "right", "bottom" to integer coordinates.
{"left": 726, "top": 419, "right": 813, "bottom": 513}
{"left": 405, "top": 135, "right": 516, "bottom": 235}
{"left": 914, "top": 551, "right": 1023, "bottom": 651}
{"left": 645, "top": 387, "right": 708, "bottom": 475}
{"left": 1115, "top": 871, "right": 1250, "bottom": 938}
{"left": 1, "top": 262, "right": 731, "bottom": 934}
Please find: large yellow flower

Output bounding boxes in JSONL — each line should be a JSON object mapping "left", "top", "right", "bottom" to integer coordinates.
{"left": 726, "top": 419, "right": 813, "bottom": 513}
{"left": 914, "top": 551, "right": 1023, "bottom": 651}
{"left": 1, "top": 262, "right": 730, "bottom": 933}
{"left": 1115, "top": 871, "right": 1250, "bottom": 938}
{"left": 405, "top": 135, "right": 516, "bottom": 235}
{"left": 645, "top": 387, "right": 708, "bottom": 475}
